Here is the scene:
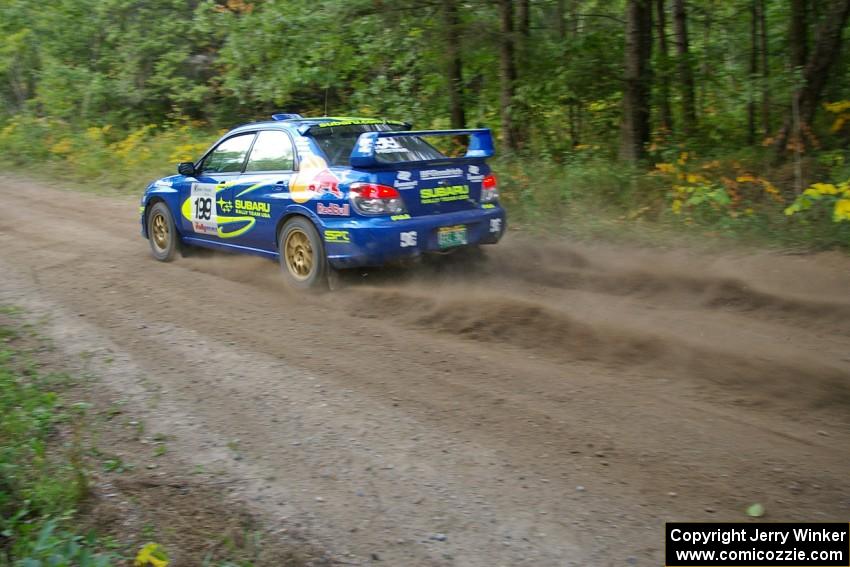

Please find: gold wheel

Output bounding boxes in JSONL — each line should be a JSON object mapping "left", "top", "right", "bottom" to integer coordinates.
{"left": 284, "top": 228, "right": 314, "bottom": 281}
{"left": 151, "top": 212, "right": 169, "bottom": 251}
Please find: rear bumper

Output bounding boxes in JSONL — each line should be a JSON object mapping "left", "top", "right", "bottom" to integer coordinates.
{"left": 322, "top": 205, "right": 506, "bottom": 269}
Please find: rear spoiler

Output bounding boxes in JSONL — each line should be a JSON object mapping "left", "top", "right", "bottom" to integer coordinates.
{"left": 349, "top": 128, "right": 495, "bottom": 168}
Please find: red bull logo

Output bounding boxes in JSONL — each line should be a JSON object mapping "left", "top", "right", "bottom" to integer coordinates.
{"left": 290, "top": 155, "right": 342, "bottom": 203}
{"left": 308, "top": 169, "right": 342, "bottom": 198}
{"left": 317, "top": 202, "right": 350, "bottom": 216}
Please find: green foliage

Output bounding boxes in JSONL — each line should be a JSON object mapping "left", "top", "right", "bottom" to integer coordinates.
{"left": 1, "top": 0, "right": 850, "bottom": 247}
{"left": 9, "top": 520, "right": 112, "bottom": 567}
{"left": 0, "top": 317, "right": 115, "bottom": 566}
{"left": 785, "top": 181, "right": 850, "bottom": 222}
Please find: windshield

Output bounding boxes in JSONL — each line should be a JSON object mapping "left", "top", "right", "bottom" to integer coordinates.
{"left": 308, "top": 124, "right": 445, "bottom": 166}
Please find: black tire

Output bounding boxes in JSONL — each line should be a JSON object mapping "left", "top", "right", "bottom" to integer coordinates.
{"left": 147, "top": 202, "right": 178, "bottom": 262}
{"left": 278, "top": 217, "right": 329, "bottom": 290}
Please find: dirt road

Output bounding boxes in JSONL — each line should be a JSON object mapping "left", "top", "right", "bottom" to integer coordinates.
{"left": 1, "top": 179, "right": 848, "bottom": 566}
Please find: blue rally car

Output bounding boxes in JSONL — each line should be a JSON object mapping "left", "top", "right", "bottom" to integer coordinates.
{"left": 140, "top": 114, "right": 506, "bottom": 288}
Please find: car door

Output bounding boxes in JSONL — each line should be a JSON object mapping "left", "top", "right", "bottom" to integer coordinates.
{"left": 180, "top": 132, "right": 256, "bottom": 243}
{"left": 227, "top": 129, "right": 297, "bottom": 250}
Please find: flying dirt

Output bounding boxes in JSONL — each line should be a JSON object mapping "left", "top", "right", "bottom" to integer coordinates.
{"left": 1, "top": 178, "right": 848, "bottom": 566}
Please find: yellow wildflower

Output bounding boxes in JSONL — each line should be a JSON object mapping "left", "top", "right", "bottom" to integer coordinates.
{"left": 834, "top": 199, "right": 850, "bottom": 222}
{"left": 808, "top": 183, "right": 838, "bottom": 195}
{"left": 50, "top": 139, "right": 73, "bottom": 156}
{"left": 135, "top": 543, "right": 169, "bottom": 567}
{"left": 824, "top": 100, "right": 850, "bottom": 114}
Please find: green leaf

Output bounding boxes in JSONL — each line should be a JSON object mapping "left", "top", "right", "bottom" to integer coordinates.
{"left": 746, "top": 503, "right": 765, "bottom": 517}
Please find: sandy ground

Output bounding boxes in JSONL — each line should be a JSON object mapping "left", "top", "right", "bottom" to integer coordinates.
{"left": 0, "top": 178, "right": 848, "bottom": 566}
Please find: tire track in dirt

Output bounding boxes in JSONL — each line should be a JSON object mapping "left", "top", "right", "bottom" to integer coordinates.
{"left": 478, "top": 246, "right": 850, "bottom": 336}
{"left": 347, "top": 287, "right": 850, "bottom": 419}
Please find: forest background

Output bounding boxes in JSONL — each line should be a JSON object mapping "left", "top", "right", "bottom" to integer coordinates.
{"left": 3, "top": 0, "right": 850, "bottom": 248}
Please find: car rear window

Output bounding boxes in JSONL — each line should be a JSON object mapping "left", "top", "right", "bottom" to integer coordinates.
{"left": 308, "top": 124, "right": 445, "bottom": 166}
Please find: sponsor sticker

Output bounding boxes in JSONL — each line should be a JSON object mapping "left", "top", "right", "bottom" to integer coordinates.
{"left": 317, "top": 202, "right": 350, "bottom": 216}
{"left": 490, "top": 218, "right": 502, "bottom": 233}
{"left": 420, "top": 184, "right": 470, "bottom": 204}
{"left": 400, "top": 231, "right": 417, "bottom": 248}
{"left": 467, "top": 164, "right": 484, "bottom": 183}
{"left": 234, "top": 199, "right": 271, "bottom": 218}
{"left": 324, "top": 230, "right": 351, "bottom": 243}
{"left": 357, "top": 136, "right": 373, "bottom": 154}
{"left": 317, "top": 118, "right": 406, "bottom": 128}
{"left": 217, "top": 197, "right": 233, "bottom": 213}
{"left": 375, "top": 138, "right": 407, "bottom": 154}
{"left": 289, "top": 155, "right": 341, "bottom": 203}
{"left": 420, "top": 168, "right": 464, "bottom": 180}
{"left": 394, "top": 170, "right": 418, "bottom": 190}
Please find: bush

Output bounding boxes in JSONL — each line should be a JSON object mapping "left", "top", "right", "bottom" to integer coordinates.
{"left": 0, "top": 115, "right": 217, "bottom": 192}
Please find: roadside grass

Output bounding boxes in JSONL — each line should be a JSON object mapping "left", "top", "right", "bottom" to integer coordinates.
{"left": 495, "top": 154, "right": 850, "bottom": 252}
{"left": 0, "top": 311, "right": 114, "bottom": 565}
{"left": 0, "top": 307, "right": 323, "bottom": 567}
{"left": 2, "top": 115, "right": 848, "bottom": 252}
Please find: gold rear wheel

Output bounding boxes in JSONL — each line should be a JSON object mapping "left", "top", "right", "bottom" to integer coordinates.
{"left": 284, "top": 228, "right": 314, "bottom": 281}
{"left": 278, "top": 217, "right": 329, "bottom": 290}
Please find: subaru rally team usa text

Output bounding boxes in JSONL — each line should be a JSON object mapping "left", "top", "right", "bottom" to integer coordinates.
{"left": 140, "top": 114, "right": 506, "bottom": 289}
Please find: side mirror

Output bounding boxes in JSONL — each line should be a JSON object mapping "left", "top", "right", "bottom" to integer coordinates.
{"left": 177, "top": 162, "right": 197, "bottom": 177}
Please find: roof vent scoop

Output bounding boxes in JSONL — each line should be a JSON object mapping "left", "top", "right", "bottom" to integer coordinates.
{"left": 271, "top": 113, "right": 303, "bottom": 121}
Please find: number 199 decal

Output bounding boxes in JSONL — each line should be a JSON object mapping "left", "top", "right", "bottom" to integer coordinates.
{"left": 194, "top": 196, "right": 212, "bottom": 220}
{"left": 190, "top": 183, "right": 218, "bottom": 235}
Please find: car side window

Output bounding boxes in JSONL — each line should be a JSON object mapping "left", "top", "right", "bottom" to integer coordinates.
{"left": 244, "top": 130, "right": 295, "bottom": 172}
{"left": 200, "top": 133, "right": 256, "bottom": 174}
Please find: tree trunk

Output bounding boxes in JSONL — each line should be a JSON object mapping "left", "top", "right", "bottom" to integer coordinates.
{"left": 498, "top": 0, "right": 519, "bottom": 152}
{"left": 517, "top": 0, "right": 530, "bottom": 49}
{"left": 698, "top": 0, "right": 713, "bottom": 116}
{"left": 556, "top": 0, "right": 566, "bottom": 40}
{"left": 655, "top": 0, "right": 673, "bottom": 131}
{"left": 568, "top": 0, "right": 579, "bottom": 37}
{"left": 568, "top": 103, "right": 581, "bottom": 147}
{"left": 747, "top": 0, "right": 758, "bottom": 145}
{"left": 789, "top": 0, "right": 808, "bottom": 69}
{"left": 619, "top": 0, "right": 653, "bottom": 161}
{"left": 672, "top": 0, "right": 696, "bottom": 135}
{"left": 758, "top": 0, "right": 770, "bottom": 135}
{"left": 775, "top": 0, "right": 850, "bottom": 156}
{"left": 442, "top": 0, "right": 466, "bottom": 130}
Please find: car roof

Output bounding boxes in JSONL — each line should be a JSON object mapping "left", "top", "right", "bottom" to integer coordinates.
{"left": 227, "top": 116, "right": 404, "bottom": 136}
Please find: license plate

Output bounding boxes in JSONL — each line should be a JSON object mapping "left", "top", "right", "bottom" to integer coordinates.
{"left": 437, "top": 225, "right": 467, "bottom": 248}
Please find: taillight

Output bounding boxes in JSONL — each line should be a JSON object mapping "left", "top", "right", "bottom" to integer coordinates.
{"left": 349, "top": 183, "right": 406, "bottom": 215}
{"left": 481, "top": 173, "right": 499, "bottom": 203}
